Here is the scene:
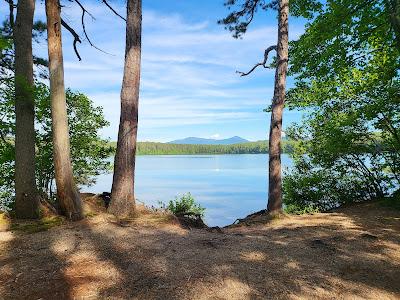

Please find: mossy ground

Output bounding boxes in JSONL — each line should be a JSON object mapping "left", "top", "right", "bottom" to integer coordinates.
{"left": 10, "top": 216, "right": 64, "bottom": 234}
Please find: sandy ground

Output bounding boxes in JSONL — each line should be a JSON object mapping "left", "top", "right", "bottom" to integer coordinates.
{"left": 0, "top": 201, "right": 399, "bottom": 300}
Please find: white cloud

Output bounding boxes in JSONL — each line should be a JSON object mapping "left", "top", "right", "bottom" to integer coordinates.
{"left": 0, "top": 2, "right": 305, "bottom": 141}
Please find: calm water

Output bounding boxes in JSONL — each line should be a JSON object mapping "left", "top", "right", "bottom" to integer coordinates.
{"left": 85, "top": 154, "right": 293, "bottom": 227}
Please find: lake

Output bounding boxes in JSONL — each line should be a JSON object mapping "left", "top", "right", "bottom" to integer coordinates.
{"left": 85, "top": 154, "right": 293, "bottom": 227}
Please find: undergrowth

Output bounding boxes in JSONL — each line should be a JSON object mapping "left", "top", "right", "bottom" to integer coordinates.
{"left": 284, "top": 204, "right": 320, "bottom": 215}
{"left": 163, "top": 193, "right": 205, "bottom": 217}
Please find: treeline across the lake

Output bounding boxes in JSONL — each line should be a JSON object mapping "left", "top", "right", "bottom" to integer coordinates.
{"left": 133, "top": 141, "right": 295, "bottom": 155}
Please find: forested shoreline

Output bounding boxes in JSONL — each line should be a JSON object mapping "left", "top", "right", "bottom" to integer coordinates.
{"left": 127, "top": 140, "right": 295, "bottom": 155}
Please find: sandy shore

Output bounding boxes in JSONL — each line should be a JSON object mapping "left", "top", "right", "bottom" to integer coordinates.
{"left": 0, "top": 201, "right": 399, "bottom": 299}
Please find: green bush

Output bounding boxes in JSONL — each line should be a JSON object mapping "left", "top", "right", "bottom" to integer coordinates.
{"left": 167, "top": 193, "right": 205, "bottom": 217}
{"left": 284, "top": 203, "right": 320, "bottom": 215}
{"left": 282, "top": 156, "right": 370, "bottom": 212}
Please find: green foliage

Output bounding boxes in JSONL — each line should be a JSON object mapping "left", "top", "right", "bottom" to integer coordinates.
{"left": 0, "top": 18, "right": 54, "bottom": 211}
{"left": 35, "top": 84, "right": 114, "bottom": 192}
{"left": 0, "top": 81, "right": 113, "bottom": 211}
{"left": 0, "top": 36, "right": 11, "bottom": 51}
{"left": 219, "top": 0, "right": 322, "bottom": 38}
{"left": 0, "top": 78, "right": 15, "bottom": 211}
{"left": 134, "top": 140, "right": 295, "bottom": 155}
{"left": 1, "top": 19, "right": 48, "bottom": 81}
{"left": 283, "top": 155, "right": 376, "bottom": 211}
{"left": 283, "top": 0, "right": 400, "bottom": 211}
{"left": 167, "top": 193, "right": 205, "bottom": 217}
{"left": 284, "top": 203, "right": 319, "bottom": 215}
{"left": 0, "top": 21, "right": 13, "bottom": 84}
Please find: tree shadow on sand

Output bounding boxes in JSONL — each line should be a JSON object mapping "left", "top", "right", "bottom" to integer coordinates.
{"left": 0, "top": 202, "right": 399, "bottom": 299}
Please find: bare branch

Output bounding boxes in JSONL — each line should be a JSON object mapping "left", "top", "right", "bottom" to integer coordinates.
{"left": 73, "top": 0, "right": 95, "bottom": 20}
{"left": 237, "top": 45, "right": 277, "bottom": 76}
{"left": 102, "top": 0, "right": 126, "bottom": 21}
{"left": 73, "top": 0, "right": 114, "bottom": 56}
{"left": 61, "top": 18, "right": 82, "bottom": 61}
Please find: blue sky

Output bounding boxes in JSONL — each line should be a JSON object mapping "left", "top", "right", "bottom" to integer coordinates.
{"left": 2, "top": 0, "right": 306, "bottom": 142}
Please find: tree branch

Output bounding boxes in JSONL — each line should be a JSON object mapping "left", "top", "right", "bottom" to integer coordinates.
{"left": 380, "top": 112, "right": 400, "bottom": 146}
{"left": 61, "top": 18, "right": 82, "bottom": 61}
{"left": 242, "top": 1, "right": 258, "bottom": 30}
{"left": 351, "top": 46, "right": 385, "bottom": 63}
{"left": 73, "top": 0, "right": 114, "bottom": 56}
{"left": 4, "top": 0, "right": 15, "bottom": 29}
{"left": 102, "top": 0, "right": 126, "bottom": 21}
{"left": 219, "top": 0, "right": 261, "bottom": 38}
{"left": 73, "top": 0, "right": 95, "bottom": 20}
{"left": 0, "top": 130, "right": 9, "bottom": 145}
{"left": 237, "top": 45, "right": 277, "bottom": 76}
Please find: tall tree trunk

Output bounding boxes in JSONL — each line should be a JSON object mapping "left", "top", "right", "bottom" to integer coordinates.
{"left": 267, "top": 0, "right": 289, "bottom": 214}
{"left": 109, "top": 0, "right": 142, "bottom": 218}
{"left": 14, "top": 0, "right": 40, "bottom": 219}
{"left": 45, "top": 0, "right": 83, "bottom": 220}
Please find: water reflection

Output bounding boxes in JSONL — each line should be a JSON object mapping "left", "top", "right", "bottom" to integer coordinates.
{"left": 85, "top": 154, "right": 293, "bottom": 226}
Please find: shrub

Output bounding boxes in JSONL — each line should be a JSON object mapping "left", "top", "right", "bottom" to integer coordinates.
{"left": 282, "top": 156, "right": 370, "bottom": 212}
{"left": 284, "top": 203, "right": 320, "bottom": 215}
{"left": 167, "top": 193, "right": 205, "bottom": 217}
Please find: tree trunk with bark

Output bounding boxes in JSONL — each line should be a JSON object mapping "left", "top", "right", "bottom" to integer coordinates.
{"left": 109, "top": 0, "right": 142, "bottom": 218}
{"left": 267, "top": 0, "right": 289, "bottom": 214}
{"left": 45, "top": 0, "right": 83, "bottom": 220}
{"left": 14, "top": 0, "right": 40, "bottom": 219}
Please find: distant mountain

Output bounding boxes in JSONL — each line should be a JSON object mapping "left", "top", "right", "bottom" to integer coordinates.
{"left": 168, "top": 136, "right": 249, "bottom": 145}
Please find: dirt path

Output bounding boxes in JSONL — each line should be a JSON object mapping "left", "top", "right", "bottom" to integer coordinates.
{"left": 0, "top": 202, "right": 399, "bottom": 299}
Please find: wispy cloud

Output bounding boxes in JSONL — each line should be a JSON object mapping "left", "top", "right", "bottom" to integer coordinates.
{"left": 1, "top": 1, "right": 305, "bottom": 141}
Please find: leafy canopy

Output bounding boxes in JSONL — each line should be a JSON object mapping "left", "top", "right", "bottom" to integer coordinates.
{"left": 283, "top": 0, "right": 400, "bottom": 211}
